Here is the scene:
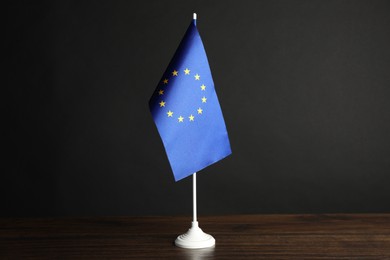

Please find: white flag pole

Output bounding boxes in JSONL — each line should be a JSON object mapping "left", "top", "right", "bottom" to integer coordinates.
{"left": 174, "top": 13, "right": 216, "bottom": 250}
{"left": 175, "top": 171, "right": 215, "bottom": 248}
{"left": 193, "top": 172, "right": 197, "bottom": 223}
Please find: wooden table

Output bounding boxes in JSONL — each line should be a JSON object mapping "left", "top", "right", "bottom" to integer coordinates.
{"left": 1, "top": 214, "right": 389, "bottom": 259}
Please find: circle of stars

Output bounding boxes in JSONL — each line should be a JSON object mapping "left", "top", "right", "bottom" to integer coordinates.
{"left": 156, "top": 67, "right": 207, "bottom": 124}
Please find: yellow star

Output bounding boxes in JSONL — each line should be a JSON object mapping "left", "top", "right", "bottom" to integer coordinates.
{"left": 200, "top": 84, "right": 206, "bottom": 91}
{"left": 201, "top": 96, "right": 207, "bottom": 103}
{"left": 159, "top": 101, "right": 166, "bottom": 107}
{"left": 167, "top": 110, "right": 173, "bottom": 117}
{"left": 163, "top": 79, "right": 168, "bottom": 84}
{"left": 194, "top": 74, "right": 200, "bottom": 80}
{"left": 172, "top": 70, "right": 178, "bottom": 76}
{"left": 184, "top": 68, "right": 190, "bottom": 75}
{"left": 197, "top": 108, "right": 203, "bottom": 114}
{"left": 178, "top": 116, "right": 184, "bottom": 122}
{"left": 158, "top": 89, "right": 164, "bottom": 95}
{"left": 189, "top": 115, "right": 195, "bottom": 121}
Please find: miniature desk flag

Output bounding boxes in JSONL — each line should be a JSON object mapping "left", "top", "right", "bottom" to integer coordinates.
{"left": 149, "top": 17, "right": 231, "bottom": 181}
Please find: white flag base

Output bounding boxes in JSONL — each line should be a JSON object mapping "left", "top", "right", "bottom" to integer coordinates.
{"left": 175, "top": 221, "right": 215, "bottom": 249}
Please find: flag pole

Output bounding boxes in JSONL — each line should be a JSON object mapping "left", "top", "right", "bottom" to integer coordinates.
{"left": 193, "top": 172, "right": 197, "bottom": 223}
{"left": 175, "top": 171, "right": 215, "bottom": 248}
{"left": 174, "top": 13, "right": 216, "bottom": 249}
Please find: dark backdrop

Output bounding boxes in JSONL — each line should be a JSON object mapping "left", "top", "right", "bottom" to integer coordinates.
{"left": 4, "top": 0, "right": 390, "bottom": 217}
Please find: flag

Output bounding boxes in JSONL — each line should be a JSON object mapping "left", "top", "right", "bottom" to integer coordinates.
{"left": 149, "top": 17, "right": 231, "bottom": 181}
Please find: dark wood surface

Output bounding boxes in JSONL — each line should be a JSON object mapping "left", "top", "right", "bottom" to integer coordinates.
{"left": 1, "top": 214, "right": 390, "bottom": 259}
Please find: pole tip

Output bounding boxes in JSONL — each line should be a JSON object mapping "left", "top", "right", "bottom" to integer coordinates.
{"left": 193, "top": 13, "right": 197, "bottom": 20}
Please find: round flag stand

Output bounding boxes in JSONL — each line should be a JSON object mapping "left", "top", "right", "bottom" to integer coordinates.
{"left": 175, "top": 221, "right": 215, "bottom": 249}
{"left": 175, "top": 172, "right": 216, "bottom": 249}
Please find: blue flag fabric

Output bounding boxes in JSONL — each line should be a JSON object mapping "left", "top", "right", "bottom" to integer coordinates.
{"left": 149, "top": 18, "right": 231, "bottom": 181}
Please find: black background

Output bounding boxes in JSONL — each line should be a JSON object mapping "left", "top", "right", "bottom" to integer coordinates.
{"left": 4, "top": 0, "right": 390, "bottom": 217}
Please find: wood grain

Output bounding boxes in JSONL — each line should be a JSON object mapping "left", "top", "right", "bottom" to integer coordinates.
{"left": 1, "top": 214, "right": 389, "bottom": 259}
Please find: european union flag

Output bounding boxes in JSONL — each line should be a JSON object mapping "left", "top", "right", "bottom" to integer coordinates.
{"left": 149, "top": 17, "right": 231, "bottom": 181}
